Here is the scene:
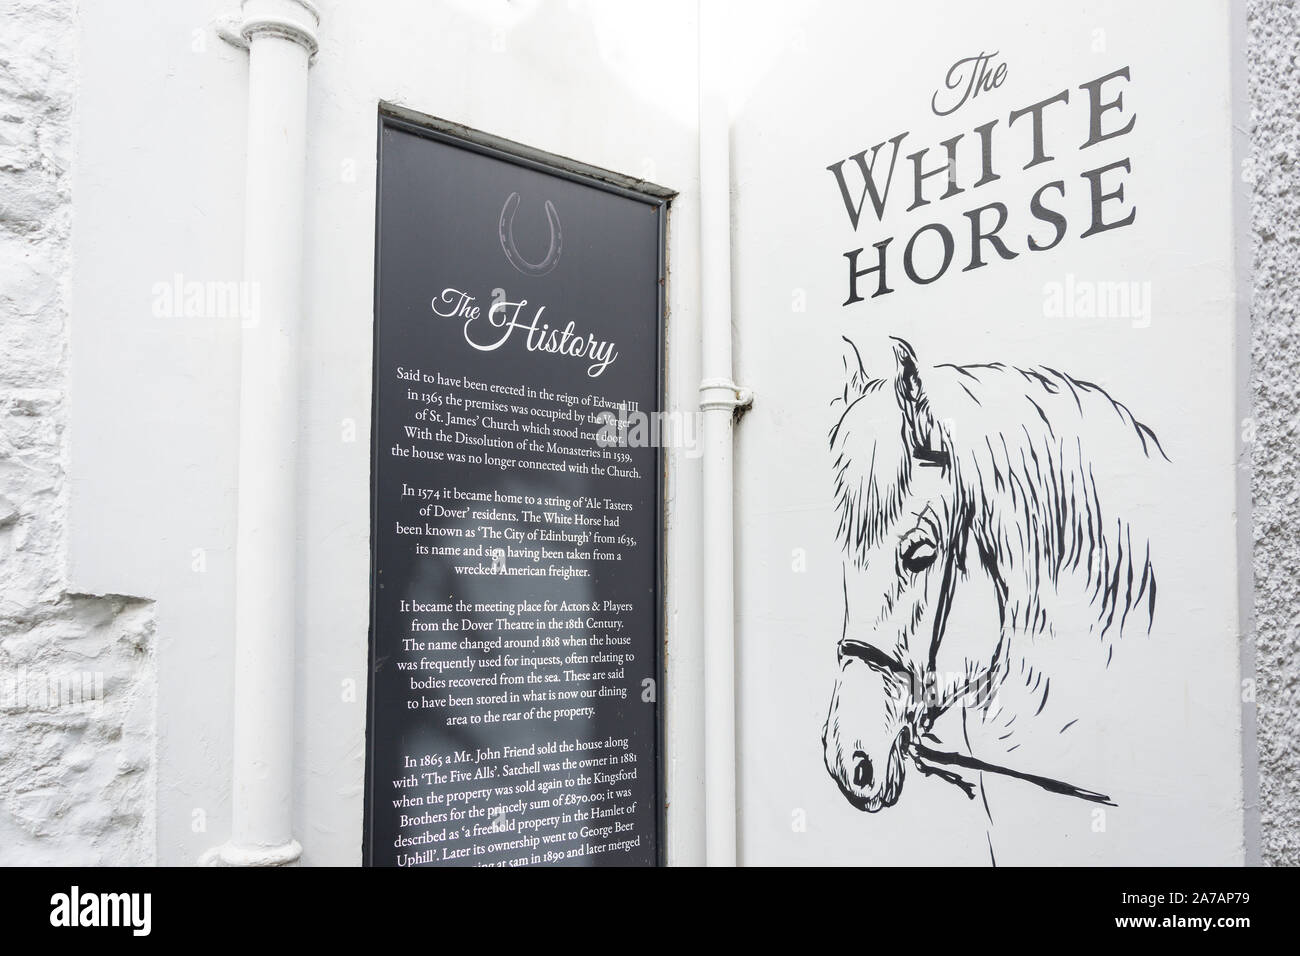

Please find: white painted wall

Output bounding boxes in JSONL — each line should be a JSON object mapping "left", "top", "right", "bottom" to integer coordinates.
{"left": 68, "top": 0, "right": 704, "bottom": 865}
{"left": 31, "top": 0, "right": 1290, "bottom": 865}
{"left": 729, "top": 0, "right": 1247, "bottom": 864}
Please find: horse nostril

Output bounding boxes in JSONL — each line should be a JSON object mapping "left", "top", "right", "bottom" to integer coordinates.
{"left": 851, "top": 751, "right": 873, "bottom": 789}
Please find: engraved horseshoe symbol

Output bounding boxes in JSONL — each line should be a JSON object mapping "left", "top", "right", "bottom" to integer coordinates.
{"left": 499, "top": 192, "right": 562, "bottom": 277}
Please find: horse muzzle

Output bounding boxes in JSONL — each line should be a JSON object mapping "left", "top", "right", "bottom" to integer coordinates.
{"left": 823, "top": 725, "right": 909, "bottom": 812}
{"left": 823, "top": 654, "right": 912, "bottom": 811}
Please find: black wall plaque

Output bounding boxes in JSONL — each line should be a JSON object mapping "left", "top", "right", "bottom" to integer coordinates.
{"left": 365, "top": 114, "right": 666, "bottom": 867}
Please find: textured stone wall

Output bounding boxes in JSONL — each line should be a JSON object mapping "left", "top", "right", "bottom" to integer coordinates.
{"left": 0, "top": 0, "right": 155, "bottom": 864}
{"left": 1248, "top": 0, "right": 1300, "bottom": 866}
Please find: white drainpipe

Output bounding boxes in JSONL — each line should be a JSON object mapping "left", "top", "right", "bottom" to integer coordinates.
{"left": 204, "top": 0, "right": 319, "bottom": 867}
{"left": 697, "top": 1, "right": 752, "bottom": 868}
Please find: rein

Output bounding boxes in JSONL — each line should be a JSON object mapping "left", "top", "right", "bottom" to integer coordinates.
{"left": 910, "top": 743, "right": 1116, "bottom": 806}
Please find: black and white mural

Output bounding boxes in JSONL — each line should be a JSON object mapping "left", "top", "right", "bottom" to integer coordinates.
{"left": 823, "top": 336, "right": 1165, "bottom": 836}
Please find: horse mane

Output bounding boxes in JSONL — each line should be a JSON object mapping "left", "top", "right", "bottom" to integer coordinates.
{"left": 830, "top": 351, "right": 1167, "bottom": 646}
{"left": 830, "top": 376, "right": 914, "bottom": 560}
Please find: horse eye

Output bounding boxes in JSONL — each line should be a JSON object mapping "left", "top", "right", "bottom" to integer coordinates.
{"left": 900, "top": 532, "right": 937, "bottom": 574}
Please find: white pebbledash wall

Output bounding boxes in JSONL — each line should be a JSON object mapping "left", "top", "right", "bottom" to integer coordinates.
{"left": 0, "top": 0, "right": 1294, "bottom": 865}
{"left": 1247, "top": 0, "right": 1300, "bottom": 865}
{"left": 0, "top": 0, "right": 155, "bottom": 865}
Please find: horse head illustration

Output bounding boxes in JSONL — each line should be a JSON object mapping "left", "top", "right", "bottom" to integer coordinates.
{"left": 822, "top": 336, "right": 1166, "bottom": 813}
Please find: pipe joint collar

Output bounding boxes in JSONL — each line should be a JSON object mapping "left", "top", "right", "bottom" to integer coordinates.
{"left": 200, "top": 839, "right": 304, "bottom": 867}
{"left": 219, "top": 0, "right": 320, "bottom": 57}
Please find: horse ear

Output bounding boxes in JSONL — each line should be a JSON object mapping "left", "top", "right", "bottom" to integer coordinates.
{"left": 891, "top": 338, "right": 925, "bottom": 410}
{"left": 891, "top": 338, "right": 949, "bottom": 467}
{"left": 839, "top": 335, "right": 871, "bottom": 401}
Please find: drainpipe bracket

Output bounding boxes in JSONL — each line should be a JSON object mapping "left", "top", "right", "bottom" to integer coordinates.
{"left": 200, "top": 839, "right": 304, "bottom": 867}
{"left": 215, "top": 15, "right": 249, "bottom": 50}
{"left": 699, "top": 378, "right": 754, "bottom": 421}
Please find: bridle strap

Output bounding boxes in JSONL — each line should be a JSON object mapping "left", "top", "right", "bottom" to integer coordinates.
{"left": 837, "top": 638, "right": 911, "bottom": 679}
{"left": 836, "top": 639, "right": 953, "bottom": 725}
